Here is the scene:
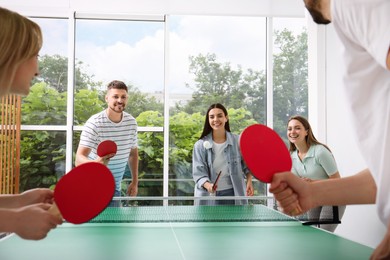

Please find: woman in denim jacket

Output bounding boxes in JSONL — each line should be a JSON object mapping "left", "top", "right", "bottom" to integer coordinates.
{"left": 192, "top": 103, "right": 253, "bottom": 205}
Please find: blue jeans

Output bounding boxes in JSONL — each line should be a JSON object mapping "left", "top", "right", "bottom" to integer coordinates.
{"left": 108, "top": 190, "right": 121, "bottom": 207}
{"left": 215, "top": 188, "right": 235, "bottom": 205}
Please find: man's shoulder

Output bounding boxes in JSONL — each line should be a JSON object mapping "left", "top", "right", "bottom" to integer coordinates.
{"left": 123, "top": 111, "right": 135, "bottom": 119}
{"left": 122, "top": 112, "right": 137, "bottom": 124}
{"left": 83, "top": 111, "right": 108, "bottom": 127}
{"left": 87, "top": 110, "right": 105, "bottom": 119}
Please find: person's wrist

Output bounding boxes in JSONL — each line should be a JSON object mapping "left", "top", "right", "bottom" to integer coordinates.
{"left": 14, "top": 193, "right": 24, "bottom": 207}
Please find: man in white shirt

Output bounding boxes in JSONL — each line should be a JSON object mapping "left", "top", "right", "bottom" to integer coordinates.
{"left": 269, "top": 1, "right": 390, "bottom": 259}
{"left": 75, "top": 80, "right": 139, "bottom": 202}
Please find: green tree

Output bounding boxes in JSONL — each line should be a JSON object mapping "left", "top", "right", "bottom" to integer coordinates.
{"left": 273, "top": 29, "right": 308, "bottom": 138}
{"left": 20, "top": 83, "right": 67, "bottom": 191}
{"left": 34, "top": 54, "right": 102, "bottom": 92}
{"left": 181, "top": 54, "right": 265, "bottom": 121}
{"left": 21, "top": 82, "right": 67, "bottom": 125}
{"left": 181, "top": 29, "right": 308, "bottom": 137}
{"left": 184, "top": 53, "right": 246, "bottom": 113}
{"left": 125, "top": 85, "right": 163, "bottom": 119}
{"left": 227, "top": 107, "right": 257, "bottom": 133}
{"left": 74, "top": 89, "right": 105, "bottom": 125}
{"left": 182, "top": 53, "right": 267, "bottom": 123}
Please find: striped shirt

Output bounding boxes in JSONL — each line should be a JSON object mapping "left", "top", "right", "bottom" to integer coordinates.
{"left": 79, "top": 110, "right": 138, "bottom": 192}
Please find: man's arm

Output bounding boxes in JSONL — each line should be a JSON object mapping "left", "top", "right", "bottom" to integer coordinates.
{"left": 270, "top": 168, "right": 376, "bottom": 215}
{"left": 75, "top": 145, "right": 107, "bottom": 166}
{"left": 75, "top": 146, "right": 92, "bottom": 166}
{"left": 387, "top": 47, "right": 390, "bottom": 70}
{"left": 311, "top": 169, "right": 376, "bottom": 206}
{"left": 127, "top": 147, "right": 139, "bottom": 196}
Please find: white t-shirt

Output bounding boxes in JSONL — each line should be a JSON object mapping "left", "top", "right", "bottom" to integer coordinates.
{"left": 332, "top": 0, "right": 390, "bottom": 226}
{"left": 79, "top": 110, "right": 138, "bottom": 191}
{"left": 212, "top": 142, "right": 232, "bottom": 191}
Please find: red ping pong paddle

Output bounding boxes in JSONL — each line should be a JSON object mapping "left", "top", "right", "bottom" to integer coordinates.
{"left": 97, "top": 140, "right": 117, "bottom": 158}
{"left": 49, "top": 162, "right": 115, "bottom": 224}
{"left": 240, "top": 124, "right": 292, "bottom": 183}
{"left": 240, "top": 124, "right": 302, "bottom": 215}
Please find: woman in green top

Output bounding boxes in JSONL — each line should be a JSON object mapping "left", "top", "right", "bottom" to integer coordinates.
{"left": 287, "top": 115, "right": 345, "bottom": 232}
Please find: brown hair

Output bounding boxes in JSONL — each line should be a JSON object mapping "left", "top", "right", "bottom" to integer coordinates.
{"left": 106, "top": 80, "right": 128, "bottom": 92}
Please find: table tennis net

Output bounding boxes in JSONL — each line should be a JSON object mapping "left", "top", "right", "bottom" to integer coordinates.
{"left": 88, "top": 196, "right": 342, "bottom": 225}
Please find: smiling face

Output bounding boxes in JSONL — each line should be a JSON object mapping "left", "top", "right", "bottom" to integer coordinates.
{"left": 287, "top": 119, "right": 308, "bottom": 146}
{"left": 208, "top": 108, "right": 228, "bottom": 132}
{"left": 105, "top": 88, "right": 128, "bottom": 114}
{"left": 11, "top": 55, "right": 39, "bottom": 96}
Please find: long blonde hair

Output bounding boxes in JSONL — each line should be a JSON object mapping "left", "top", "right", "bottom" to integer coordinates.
{"left": 0, "top": 7, "right": 42, "bottom": 96}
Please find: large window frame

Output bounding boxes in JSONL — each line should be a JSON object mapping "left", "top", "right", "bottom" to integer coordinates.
{"left": 19, "top": 10, "right": 311, "bottom": 198}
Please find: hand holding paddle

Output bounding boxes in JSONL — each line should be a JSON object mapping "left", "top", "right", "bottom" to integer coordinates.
{"left": 97, "top": 140, "right": 117, "bottom": 159}
{"left": 269, "top": 172, "right": 309, "bottom": 216}
{"left": 240, "top": 124, "right": 302, "bottom": 214}
{"left": 48, "top": 162, "right": 115, "bottom": 224}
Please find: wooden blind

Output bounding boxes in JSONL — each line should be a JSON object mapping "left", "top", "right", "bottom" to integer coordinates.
{"left": 0, "top": 95, "right": 21, "bottom": 194}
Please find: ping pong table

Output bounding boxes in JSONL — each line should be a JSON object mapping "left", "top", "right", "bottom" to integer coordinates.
{"left": 0, "top": 201, "right": 373, "bottom": 260}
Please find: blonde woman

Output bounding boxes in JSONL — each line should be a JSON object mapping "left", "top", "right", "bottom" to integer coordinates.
{"left": 0, "top": 6, "right": 63, "bottom": 240}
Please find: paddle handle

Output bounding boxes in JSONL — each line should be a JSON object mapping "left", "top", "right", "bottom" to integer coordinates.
{"left": 290, "top": 205, "right": 303, "bottom": 216}
{"left": 212, "top": 171, "right": 222, "bottom": 192}
{"left": 48, "top": 202, "right": 63, "bottom": 220}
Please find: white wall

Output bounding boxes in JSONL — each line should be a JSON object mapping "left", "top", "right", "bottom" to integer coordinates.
{"left": 0, "top": 0, "right": 303, "bottom": 17}
{"left": 324, "top": 24, "right": 386, "bottom": 248}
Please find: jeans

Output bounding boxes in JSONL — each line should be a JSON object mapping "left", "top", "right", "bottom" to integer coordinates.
{"left": 108, "top": 189, "right": 121, "bottom": 207}
{"left": 215, "top": 188, "right": 235, "bottom": 205}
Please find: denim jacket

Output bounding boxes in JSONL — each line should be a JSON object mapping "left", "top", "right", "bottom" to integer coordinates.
{"left": 192, "top": 132, "right": 249, "bottom": 205}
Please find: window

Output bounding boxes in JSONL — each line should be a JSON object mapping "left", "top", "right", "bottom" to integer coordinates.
{"left": 19, "top": 14, "right": 307, "bottom": 199}
{"left": 73, "top": 15, "right": 165, "bottom": 197}
{"left": 273, "top": 18, "right": 308, "bottom": 144}
{"left": 20, "top": 18, "right": 68, "bottom": 191}
{"left": 168, "top": 15, "right": 268, "bottom": 197}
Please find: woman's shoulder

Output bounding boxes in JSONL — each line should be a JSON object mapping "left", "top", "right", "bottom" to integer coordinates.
{"left": 312, "top": 143, "right": 332, "bottom": 156}
{"left": 226, "top": 131, "right": 239, "bottom": 141}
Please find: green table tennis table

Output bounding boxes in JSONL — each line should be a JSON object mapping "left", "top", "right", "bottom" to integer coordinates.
{"left": 0, "top": 204, "right": 373, "bottom": 260}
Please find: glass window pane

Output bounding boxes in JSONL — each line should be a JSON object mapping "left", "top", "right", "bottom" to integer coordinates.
{"left": 74, "top": 19, "right": 164, "bottom": 126}
{"left": 273, "top": 18, "right": 308, "bottom": 142}
{"left": 72, "top": 131, "right": 164, "bottom": 199}
{"left": 24, "top": 18, "right": 68, "bottom": 125}
{"left": 20, "top": 131, "right": 66, "bottom": 192}
{"left": 73, "top": 18, "right": 165, "bottom": 198}
{"left": 168, "top": 15, "right": 267, "bottom": 197}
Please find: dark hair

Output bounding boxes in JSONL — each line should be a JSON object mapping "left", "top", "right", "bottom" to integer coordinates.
{"left": 287, "top": 115, "right": 331, "bottom": 152}
{"left": 199, "top": 103, "right": 231, "bottom": 140}
{"left": 304, "top": 0, "right": 331, "bottom": 25}
{"left": 107, "top": 80, "right": 128, "bottom": 92}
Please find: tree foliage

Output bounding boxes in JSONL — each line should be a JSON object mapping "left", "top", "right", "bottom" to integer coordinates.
{"left": 182, "top": 53, "right": 267, "bottom": 124}
{"left": 272, "top": 29, "right": 308, "bottom": 138}
{"left": 33, "top": 54, "right": 102, "bottom": 92}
